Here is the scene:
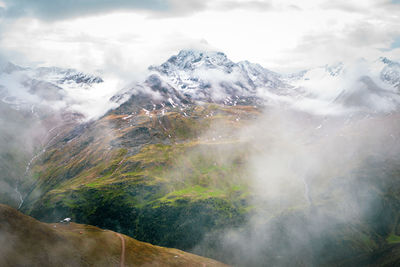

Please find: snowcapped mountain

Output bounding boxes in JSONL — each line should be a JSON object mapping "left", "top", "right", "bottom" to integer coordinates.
{"left": 112, "top": 50, "right": 400, "bottom": 116}
{"left": 1, "top": 62, "right": 103, "bottom": 87}
{"left": 2, "top": 50, "right": 400, "bottom": 118}
{"left": 0, "top": 62, "right": 114, "bottom": 119}
{"left": 288, "top": 58, "right": 400, "bottom": 94}
{"left": 147, "top": 50, "right": 289, "bottom": 104}
{"left": 112, "top": 50, "right": 292, "bottom": 113}
{"left": 33, "top": 66, "right": 103, "bottom": 86}
{"left": 150, "top": 49, "right": 283, "bottom": 90}
{"left": 378, "top": 57, "right": 400, "bottom": 90}
{"left": 282, "top": 58, "right": 400, "bottom": 113}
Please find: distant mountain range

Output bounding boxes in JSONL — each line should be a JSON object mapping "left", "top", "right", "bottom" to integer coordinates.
{"left": 2, "top": 50, "right": 400, "bottom": 117}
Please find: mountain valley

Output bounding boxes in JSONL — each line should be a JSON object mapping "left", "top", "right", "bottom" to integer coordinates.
{"left": 2, "top": 50, "right": 400, "bottom": 266}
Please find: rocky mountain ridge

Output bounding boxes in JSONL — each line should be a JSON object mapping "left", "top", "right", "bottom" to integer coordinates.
{"left": 2, "top": 51, "right": 400, "bottom": 117}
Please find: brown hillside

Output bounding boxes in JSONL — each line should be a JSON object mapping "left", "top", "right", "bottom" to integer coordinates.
{"left": 0, "top": 204, "right": 229, "bottom": 267}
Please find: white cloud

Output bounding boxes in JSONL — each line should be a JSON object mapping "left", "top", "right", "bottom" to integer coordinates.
{"left": 0, "top": 0, "right": 399, "bottom": 78}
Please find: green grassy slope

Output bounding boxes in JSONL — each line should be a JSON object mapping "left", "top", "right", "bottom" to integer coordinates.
{"left": 20, "top": 103, "right": 257, "bottom": 252}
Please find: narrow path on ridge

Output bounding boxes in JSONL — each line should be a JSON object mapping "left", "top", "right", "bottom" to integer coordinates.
{"left": 116, "top": 233, "right": 126, "bottom": 267}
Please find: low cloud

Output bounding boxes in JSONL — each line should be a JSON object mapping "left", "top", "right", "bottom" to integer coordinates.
{"left": 192, "top": 104, "right": 400, "bottom": 265}
{"left": 210, "top": 0, "right": 272, "bottom": 12}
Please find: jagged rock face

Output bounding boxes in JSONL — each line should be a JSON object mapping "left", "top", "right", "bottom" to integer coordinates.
{"left": 380, "top": 57, "right": 400, "bottom": 90}
{"left": 34, "top": 66, "right": 103, "bottom": 85}
{"left": 1, "top": 63, "right": 104, "bottom": 86}
{"left": 152, "top": 50, "right": 235, "bottom": 74}
{"left": 110, "top": 50, "right": 292, "bottom": 116}
{"left": 146, "top": 50, "right": 288, "bottom": 104}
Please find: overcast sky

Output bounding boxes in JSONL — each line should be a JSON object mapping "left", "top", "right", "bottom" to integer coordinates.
{"left": 0, "top": 0, "right": 399, "bottom": 79}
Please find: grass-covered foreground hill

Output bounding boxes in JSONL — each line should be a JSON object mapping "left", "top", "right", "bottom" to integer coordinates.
{"left": 0, "top": 204, "right": 228, "bottom": 266}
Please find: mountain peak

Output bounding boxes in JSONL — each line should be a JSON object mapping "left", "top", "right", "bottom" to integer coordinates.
{"left": 176, "top": 49, "right": 228, "bottom": 59}
{"left": 34, "top": 66, "right": 104, "bottom": 84}
{"left": 1, "top": 62, "right": 27, "bottom": 74}
{"left": 150, "top": 49, "right": 234, "bottom": 75}
{"left": 379, "top": 56, "right": 400, "bottom": 68}
{"left": 140, "top": 49, "right": 289, "bottom": 105}
{"left": 174, "top": 49, "right": 230, "bottom": 65}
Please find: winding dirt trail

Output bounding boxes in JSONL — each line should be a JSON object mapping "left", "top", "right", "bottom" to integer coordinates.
{"left": 116, "top": 233, "right": 125, "bottom": 267}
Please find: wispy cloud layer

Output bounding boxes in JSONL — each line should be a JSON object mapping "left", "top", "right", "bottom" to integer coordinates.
{"left": 0, "top": 0, "right": 399, "bottom": 81}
